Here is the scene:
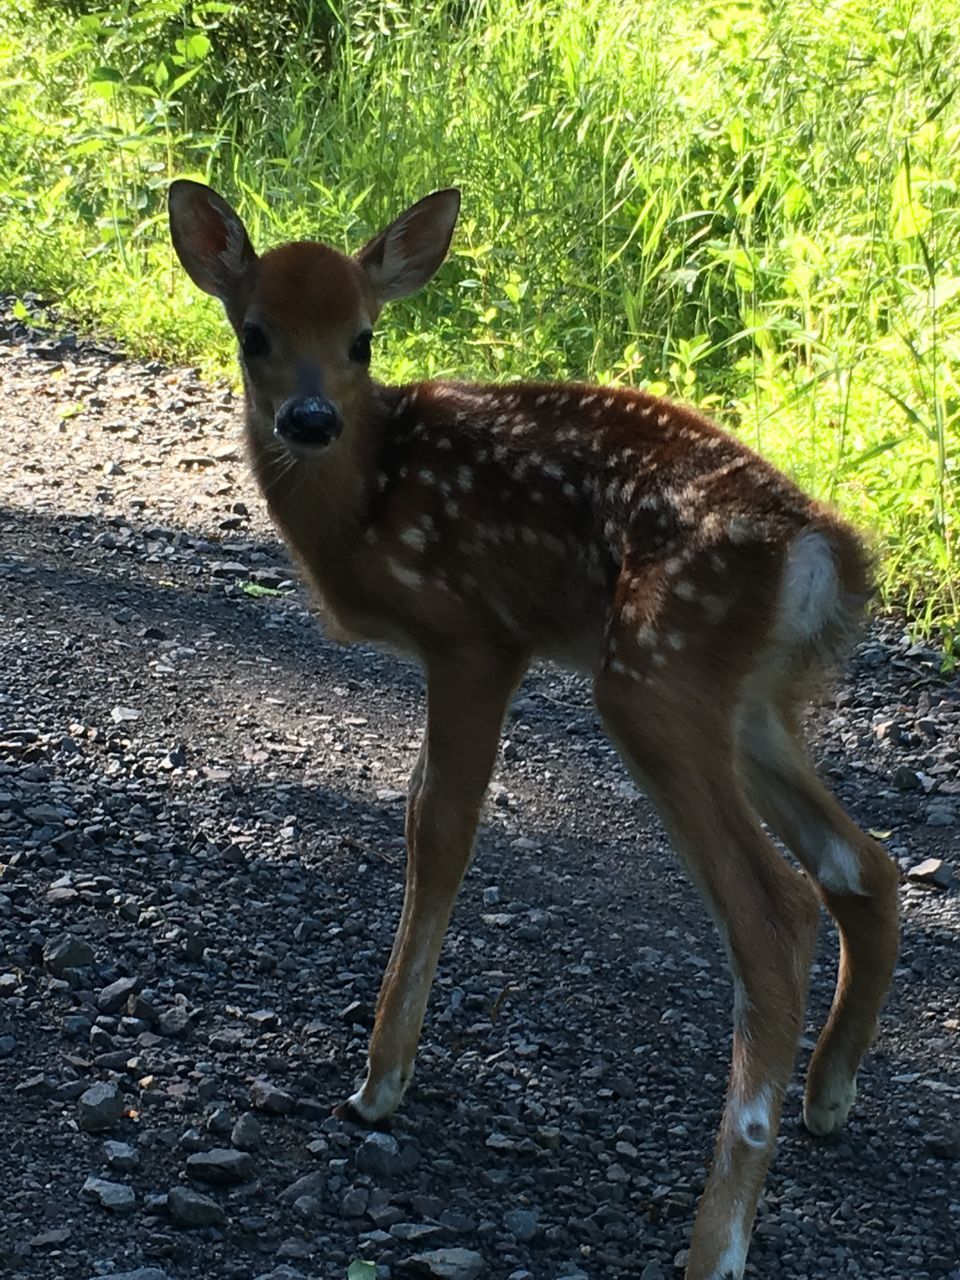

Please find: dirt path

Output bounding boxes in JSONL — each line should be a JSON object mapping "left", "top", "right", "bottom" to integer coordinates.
{"left": 1, "top": 301, "right": 958, "bottom": 1280}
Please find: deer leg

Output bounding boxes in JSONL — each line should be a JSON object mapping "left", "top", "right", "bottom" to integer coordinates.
{"left": 342, "top": 645, "right": 527, "bottom": 1123}
{"left": 595, "top": 672, "right": 820, "bottom": 1280}
{"left": 738, "top": 700, "right": 900, "bottom": 1135}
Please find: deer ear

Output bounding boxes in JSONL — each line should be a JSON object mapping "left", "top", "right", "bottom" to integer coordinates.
{"left": 357, "top": 188, "right": 460, "bottom": 304}
{"left": 169, "top": 179, "right": 257, "bottom": 302}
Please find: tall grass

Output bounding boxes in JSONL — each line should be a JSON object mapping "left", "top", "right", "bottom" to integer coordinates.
{"left": 1, "top": 0, "right": 958, "bottom": 642}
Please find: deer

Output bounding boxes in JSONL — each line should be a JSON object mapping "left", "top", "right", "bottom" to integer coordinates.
{"left": 168, "top": 178, "right": 900, "bottom": 1280}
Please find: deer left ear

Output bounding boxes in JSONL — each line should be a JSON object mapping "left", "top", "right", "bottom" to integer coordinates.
{"left": 357, "top": 188, "right": 460, "bottom": 305}
{"left": 169, "top": 179, "right": 258, "bottom": 304}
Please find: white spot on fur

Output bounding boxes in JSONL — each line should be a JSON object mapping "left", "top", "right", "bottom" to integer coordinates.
{"left": 637, "top": 625, "right": 656, "bottom": 648}
{"left": 727, "top": 515, "right": 757, "bottom": 544}
{"left": 666, "top": 632, "right": 686, "bottom": 650}
{"left": 435, "top": 436, "right": 452, "bottom": 450}
{"left": 817, "top": 835, "right": 864, "bottom": 895}
{"left": 400, "top": 527, "right": 426, "bottom": 552}
{"left": 419, "top": 468, "right": 436, "bottom": 485}
{"left": 603, "top": 395, "right": 614, "bottom": 408}
{"left": 656, "top": 412, "right": 670, "bottom": 427}
{"left": 457, "top": 466, "right": 474, "bottom": 491}
{"left": 581, "top": 394, "right": 597, "bottom": 407}
{"left": 562, "top": 482, "right": 577, "bottom": 498}
{"left": 542, "top": 461, "right": 565, "bottom": 481}
{"left": 445, "top": 499, "right": 460, "bottom": 518}
{"left": 535, "top": 393, "right": 548, "bottom": 406}
{"left": 675, "top": 579, "right": 697, "bottom": 601}
{"left": 387, "top": 558, "right": 423, "bottom": 588}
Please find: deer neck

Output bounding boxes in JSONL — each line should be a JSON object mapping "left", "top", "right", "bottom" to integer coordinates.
{"left": 243, "top": 382, "right": 386, "bottom": 600}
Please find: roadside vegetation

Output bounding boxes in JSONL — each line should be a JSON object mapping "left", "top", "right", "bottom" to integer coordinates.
{"left": 1, "top": 0, "right": 958, "bottom": 643}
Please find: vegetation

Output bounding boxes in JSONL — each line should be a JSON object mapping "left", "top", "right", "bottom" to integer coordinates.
{"left": 1, "top": 0, "right": 958, "bottom": 642}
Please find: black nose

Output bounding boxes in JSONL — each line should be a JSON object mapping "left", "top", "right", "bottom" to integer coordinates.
{"left": 274, "top": 396, "right": 343, "bottom": 448}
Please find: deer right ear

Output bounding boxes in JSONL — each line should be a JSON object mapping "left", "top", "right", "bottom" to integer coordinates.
{"left": 168, "top": 180, "right": 258, "bottom": 303}
{"left": 357, "top": 188, "right": 460, "bottom": 305}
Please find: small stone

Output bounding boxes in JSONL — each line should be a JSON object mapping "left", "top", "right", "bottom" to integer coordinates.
{"left": 356, "top": 1131, "right": 402, "bottom": 1178}
{"left": 892, "top": 766, "right": 922, "bottom": 791}
{"left": 277, "top": 1171, "right": 325, "bottom": 1204}
{"left": 503, "top": 1207, "right": 540, "bottom": 1241}
{"left": 186, "top": 1147, "right": 253, "bottom": 1184}
{"left": 97, "top": 976, "right": 139, "bottom": 1014}
{"left": 405, "top": 1248, "right": 485, "bottom": 1280}
{"left": 640, "top": 1265, "right": 666, "bottom": 1280}
{"left": 231, "top": 1111, "right": 262, "bottom": 1150}
{"left": 925, "top": 1130, "right": 960, "bottom": 1160}
{"left": 340, "top": 1186, "right": 369, "bottom": 1217}
{"left": 103, "top": 1139, "right": 139, "bottom": 1172}
{"left": 80, "top": 1176, "right": 136, "bottom": 1213}
{"left": 0, "top": 1035, "right": 16, "bottom": 1057}
{"left": 43, "top": 933, "right": 94, "bottom": 976}
{"left": 157, "top": 1006, "right": 192, "bottom": 1037}
{"left": 29, "top": 1228, "right": 71, "bottom": 1248}
{"left": 292, "top": 1194, "right": 322, "bottom": 1221}
{"left": 250, "top": 1077, "right": 294, "bottom": 1114}
{"left": 78, "top": 1082, "right": 125, "bottom": 1132}
{"left": 167, "top": 1185, "right": 227, "bottom": 1228}
{"left": 252, "top": 1268, "right": 308, "bottom": 1280}
{"left": 907, "top": 858, "right": 956, "bottom": 890}
{"left": 89, "top": 1270, "right": 171, "bottom": 1280}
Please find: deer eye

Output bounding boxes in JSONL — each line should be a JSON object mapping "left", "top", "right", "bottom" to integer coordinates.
{"left": 349, "top": 329, "right": 372, "bottom": 364}
{"left": 241, "top": 323, "right": 270, "bottom": 360}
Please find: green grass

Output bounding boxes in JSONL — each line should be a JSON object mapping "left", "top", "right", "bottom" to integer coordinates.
{"left": 1, "top": 0, "right": 958, "bottom": 645}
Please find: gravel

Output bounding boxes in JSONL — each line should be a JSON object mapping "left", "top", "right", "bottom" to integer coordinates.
{"left": 0, "top": 297, "right": 958, "bottom": 1279}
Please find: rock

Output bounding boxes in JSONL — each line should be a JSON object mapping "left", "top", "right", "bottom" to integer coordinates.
{"left": 80, "top": 1176, "right": 136, "bottom": 1213}
{"left": 640, "top": 1265, "right": 666, "bottom": 1280}
{"left": 405, "top": 1248, "right": 485, "bottom": 1280}
{"left": 186, "top": 1147, "right": 254, "bottom": 1184}
{"left": 252, "top": 1268, "right": 307, "bottom": 1280}
{"left": 503, "top": 1207, "right": 540, "bottom": 1241}
{"left": 231, "top": 1110, "right": 262, "bottom": 1150}
{"left": 341, "top": 1185, "right": 369, "bottom": 1217}
{"left": 277, "top": 1171, "right": 325, "bottom": 1204}
{"left": 30, "top": 1228, "right": 71, "bottom": 1248}
{"left": 0, "top": 1034, "right": 16, "bottom": 1057}
{"left": 97, "top": 975, "right": 139, "bottom": 1013}
{"left": 103, "top": 1139, "right": 139, "bottom": 1172}
{"left": 356, "top": 1131, "right": 402, "bottom": 1178}
{"left": 925, "top": 1130, "right": 960, "bottom": 1160}
{"left": 250, "top": 1077, "right": 294, "bottom": 1114}
{"left": 167, "top": 1185, "right": 226, "bottom": 1228}
{"left": 88, "top": 1271, "right": 171, "bottom": 1280}
{"left": 78, "top": 1082, "right": 125, "bottom": 1132}
{"left": 892, "top": 765, "right": 923, "bottom": 791}
{"left": 157, "top": 1006, "right": 192, "bottom": 1037}
{"left": 926, "top": 806, "right": 957, "bottom": 827}
{"left": 907, "top": 858, "right": 957, "bottom": 890}
{"left": 292, "top": 1194, "right": 322, "bottom": 1221}
{"left": 43, "top": 933, "right": 94, "bottom": 976}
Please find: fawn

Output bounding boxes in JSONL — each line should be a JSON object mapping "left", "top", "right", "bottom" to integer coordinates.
{"left": 168, "top": 180, "right": 900, "bottom": 1280}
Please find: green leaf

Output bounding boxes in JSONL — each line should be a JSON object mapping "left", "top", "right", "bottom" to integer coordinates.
{"left": 347, "top": 1263, "right": 376, "bottom": 1280}
{"left": 240, "top": 581, "right": 282, "bottom": 598}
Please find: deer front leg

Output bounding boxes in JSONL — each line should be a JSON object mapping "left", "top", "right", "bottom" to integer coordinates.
{"left": 341, "top": 645, "right": 528, "bottom": 1123}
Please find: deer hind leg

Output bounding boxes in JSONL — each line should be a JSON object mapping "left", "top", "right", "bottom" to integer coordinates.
{"left": 341, "top": 646, "right": 527, "bottom": 1123}
{"left": 594, "top": 668, "right": 820, "bottom": 1280}
{"left": 738, "top": 697, "right": 900, "bottom": 1135}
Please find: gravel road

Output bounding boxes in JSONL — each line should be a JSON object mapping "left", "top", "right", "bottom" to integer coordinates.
{"left": 1, "top": 300, "right": 958, "bottom": 1280}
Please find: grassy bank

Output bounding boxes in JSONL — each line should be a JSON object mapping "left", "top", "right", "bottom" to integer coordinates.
{"left": 1, "top": 0, "right": 958, "bottom": 643}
